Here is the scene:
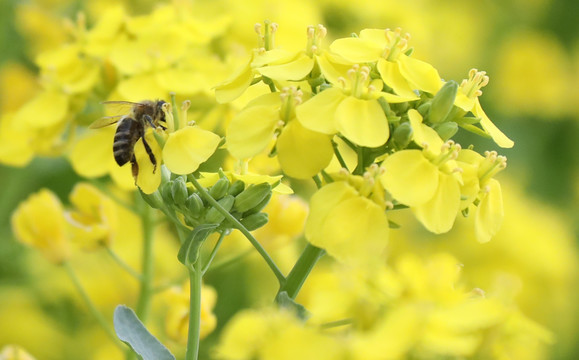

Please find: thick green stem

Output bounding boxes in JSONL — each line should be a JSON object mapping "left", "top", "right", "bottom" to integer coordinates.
{"left": 185, "top": 264, "right": 202, "bottom": 360}
{"left": 188, "top": 175, "right": 286, "bottom": 286}
{"left": 135, "top": 202, "right": 155, "bottom": 322}
{"left": 63, "top": 262, "right": 123, "bottom": 349}
{"left": 277, "top": 243, "right": 325, "bottom": 299}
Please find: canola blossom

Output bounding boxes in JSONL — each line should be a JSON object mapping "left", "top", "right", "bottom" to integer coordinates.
{"left": 4, "top": 3, "right": 565, "bottom": 360}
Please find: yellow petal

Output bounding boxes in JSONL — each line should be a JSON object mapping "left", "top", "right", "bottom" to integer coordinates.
{"left": 110, "top": 162, "right": 136, "bottom": 191}
{"left": 359, "top": 29, "right": 388, "bottom": 47}
{"left": 320, "top": 196, "right": 389, "bottom": 265}
{"left": 277, "top": 120, "right": 333, "bottom": 179}
{"left": 69, "top": 128, "right": 115, "bottom": 178}
{"left": 381, "top": 150, "right": 439, "bottom": 206}
{"left": 397, "top": 54, "right": 442, "bottom": 94}
{"left": 296, "top": 87, "right": 344, "bottom": 134}
{"left": 164, "top": 126, "right": 221, "bottom": 175}
{"left": 116, "top": 74, "right": 167, "bottom": 102}
{"left": 226, "top": 104, "right": 279, "bottom": 159}
{"left": 14, "top": 90, "right": 68, "bottom": 129}
{"left": 408, "top": 109, "right": 444, "bottom": 152}
{"left": 335, "top": 97, "right": 389, "bottom": 147}
{"left": 306, "top": 182, "right": 358, "bottom": 243}
{"left": 473, "top": 99, "right": 514, "bottom": 148}
{"left": 377, "top": 58, "right": 418, "bottom": 99}
{"left": 475, "top": 179, "right": 503, "bottom": 243}
{"left": 134, "top": 130, "right": 162, "bottom": 194}
{"left": 330, "top": 37, "right": 382, "bottom": 63}
{"left": 454, "top": 91, "right": 475, "bottom": 112}
{"left": 412, "top": 172, "right": 460, "bottom": 234}
{"left": 315, "top": 52, "right": 353, "bottom": 85}
{"left": 257, "top": 53, "right": 314, "bottom": 81}
{"left": 156, "top": 67, "right": 207, "bottom": 95}
{"left": 11, "top": 189, "right": 70, "bottom": 264}
{"left": 0, "top": 114, "right": 34, "bottom": 167}
{"left": 215, "top": 59, "right": 254, "bottom": 104}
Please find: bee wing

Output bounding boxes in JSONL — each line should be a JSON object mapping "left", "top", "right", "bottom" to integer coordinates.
{"left": 88, "top": 115, "right": 125, "bottom": 129}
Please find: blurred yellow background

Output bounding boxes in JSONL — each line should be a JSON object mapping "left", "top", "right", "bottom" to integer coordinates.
{"left": 0, "top": 0, "right": 578, "bottom": 359}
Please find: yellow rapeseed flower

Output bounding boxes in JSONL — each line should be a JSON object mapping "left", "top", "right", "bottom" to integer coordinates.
{"left": 11, "top": 189, "right": 70, "bottom": 264}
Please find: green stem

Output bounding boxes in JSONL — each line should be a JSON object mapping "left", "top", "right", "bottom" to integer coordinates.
{"left": 188, "top": 175, "right": 285, "bottom": 286}
{"left": 185, "top": 264, "right": 202, "bottom": 360}
{"left": 205, "top": 248, "right": 253, "bottom": 275}
{"left": 63, "top": 262, "right": 123, "bottom": 349}
{"left": 277, "top": 243, "right": 325, "bottom": 299}
{"left": 320, "top": 318, "right": 352, "bottom": 329}
{"left": 331, "top": 140, "right": 349, "bottom": 170}
{"left": 202, "top": 231, "right": 227, "bottom": 275}
{"left": 105, "top": 247, "right": 142, "bottom": 281}
{"left": 135, "top": 201, "right": 155, "bottom": 323}
{"left": 312, "top": 175, "right": 322, "bottom": 189}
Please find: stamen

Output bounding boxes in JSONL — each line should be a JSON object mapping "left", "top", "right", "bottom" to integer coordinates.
{"left": 254, "top": 23, "right": 262, "bottom": 35}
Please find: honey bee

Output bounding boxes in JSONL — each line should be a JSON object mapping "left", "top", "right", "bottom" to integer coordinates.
{"left": 89, "top": 100, "right": 167, "bottom": 179}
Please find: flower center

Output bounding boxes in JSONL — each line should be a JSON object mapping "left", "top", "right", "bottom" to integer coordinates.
{"left": 382, "top": 27, "right": 411, "bottom": 62}
{"left": 337, "top": 64, "right": 376, "bottom": 99}
{"left": 425, "top": 140, "right": 463, "bottom": 174}
{"left": 279, "top": 87, "right": 303, "bottom": 123}
{"left": 460, "top": 68, "right": 489, "bottom": 99}
{"left": 255, "top": 20, "right": 278, "bottom": 51}
{"left": 478, "top": 151, "right": 507, "bottom": 184}
{"left": 305, "top": 24, "right": 327, "bottom": 57}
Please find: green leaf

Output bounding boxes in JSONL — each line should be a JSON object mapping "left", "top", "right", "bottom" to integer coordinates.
{"left": 113, "top": 305, "right": 175, "bottom": 360}
{"left": 177, "top": 224, "right": 218, "bottom": 268}
{"left": 275, "top": 291, "right": 310, "bottom": 320}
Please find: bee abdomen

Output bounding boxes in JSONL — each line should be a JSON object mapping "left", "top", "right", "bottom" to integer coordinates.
{"left": 113, "top": 117, "right": 141, "bottom": 166}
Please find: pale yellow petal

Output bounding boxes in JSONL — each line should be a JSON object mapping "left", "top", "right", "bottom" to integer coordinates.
{"left": 335, "top": 97, "right": 389, "bottom": 147}
{"left": 277, "top": 120, "right": 333, "bottom": 179}
{"left": 377, "top": 58, "right": 418, "bottom": 99}
{"left": 397, "top": 54, "right": 442, "bottom": 94}
{"left": 215, "top": 59, "right": 254, "bottom": 104}
{"left": 14, "top": 90, "right": 68, "bottom": 129}
{"left": 296, "top": 88, "right": 344, "bottom": 134}
{"left": 330, "top": 37, "right": 382, "bottom": 63}
{"left": 412, "top": 172, "right": 460, "bottom": 234}
{"left": 381, "top": 150, "right": 438, "bottom": 206}
{"left": 475, "top": 179, "right": 504, "bottom": 243}
{"left": 473, "top": 99, "right": 514, "bottom": 148}
{"left": 134, "top": 131, "right": 162, "bottom": 194}
{"left": 69, "top": 128, "right": 114, "bottom": 178}
{"left": 163, "top": 126, "right": 221, "bottom": 174}
{"left": 226, "top": 104, "right": 279, "bottom": 159}
{"left": 257, "top": 54, "right": 314, "bottom": 81}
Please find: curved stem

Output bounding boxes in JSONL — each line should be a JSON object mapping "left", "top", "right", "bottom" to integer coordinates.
{"left": 185, "top": 264, "right": 202, "bottom": 360}
{"left": 63, "top": 262, "right": 123, "bottom": 349}
{"left": 135, "top": 201, "right": 155, "bottom": 323}
{"left": 202, "top": 231, "right": 227, "bottom": 275}
{"left": 205, "top": 248, "right": 253, "bottom": 275}
{"left": 188, "top": 175, "right": 285, "bottom": 286}
{"left": 331, "top": 140, "right": 349, "bottom": 170}
{"left": 105, "top": 247, "right": 142, "bottom": 281}
{"left": 277, "top": 243, "right": 324, "bottom": 299}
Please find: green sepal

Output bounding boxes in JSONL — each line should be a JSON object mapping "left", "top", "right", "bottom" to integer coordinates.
{"left": 177, "top": 224, "right": 218, "bottom": 268}
{"left": 113, "top": 305, "right": 176, "bottom": 360}
{"left": 139, "top": 189, "right": 163, "bottom": 209}
{"left": 209, "top": 177, "right": 230, "bottom": 200}
{"left": 434, "top": 121, "right": 458, "bottom": 141}
{"left": 243, "top": 191, "right": 272, "bottom": 216}
{"left": 392, "top": 121, "right": 413, "bottom": 149}
{"left": 275, "top": 291, "right": 310, "bottom": 321}
{"left": 205, "top": 195, "right": 235, "bottom": 224}
{"left": 171, "top": 177, "right": 188, "bottom": 205}
{"left": 240, "top": 212, "right": 269, "bottom": 231}
{"left": 233, "top": 183, "right": 272, "bottom": 214}
{"left": 458, "top": 123, "right": 491, "bottom": 138}
{"left": 185, "top": 193, "right": 204, "bottom": 216}
{"left": 429, "top": 80, "right": 458, "bottom": 123}
{"left": 228, "top": 180, "right": 246, "bottom": 197}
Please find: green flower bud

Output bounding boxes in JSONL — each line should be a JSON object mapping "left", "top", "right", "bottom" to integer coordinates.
{"left": 171, "top": 177, "right": 188, "bottom": 205}
{"left": 185, "top": 193, "right": 204, "bottom": 216}
{"left": 417, "top": 102, "right": 431, "bottom": 117}
{"left": 243, "top": 191, "right": 272, "bottom": 216}
{"left": 434, "top": 121, "right": 458, "bottom": 141}
{"left": 392, "top": 121, "right": 413, "bottom": 149}
{"left": 228, "top": 180, "right": 246, "bottom": 197}
{"left": 429, "top": 80, "right": 458, "bottom": 124}
{"left": 233, "top": 183, "right": 272, "bottom": 214}
{"left": 209, "top": 177, "right": 230, "bottom": 200}
{"left": 240, "top": 212, "right": 269, "bottom": 231}
{"left": 159, "top": 181, "right": 174, "bottom": 205}
{"left": 205, "top": 195, "right": 235, "bottom": 224}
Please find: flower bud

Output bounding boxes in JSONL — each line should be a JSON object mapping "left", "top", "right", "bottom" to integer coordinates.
{"left": 209, "top": 177, "right": 230, "bottom": 200}
{"left": 205, "top": 195, "right": 235, "bottom": 224}
{"left": 393, "top": 121, "right": 413, "bottom": 149}
{"left": 185, "top": 193, "right": 204, "bottom": 216}
{"left": 243, "top": 191, "right": 272, "bottom": 216}
{"left": 240, "top": 212, "right": 269, "bottom": 231}
{"left": 171, "top": 177, "right": 188, "bottom": 205}
{"left": 429, "top": 80, "right": 458, "bottom": 123}
{"left": 434, "top": 121, "right": 459, "bottom": 141}
{"left": 233, "top": 183, "right": 272, "bottom": 214}
{"left": 227, "top": 180, "right": 246, "bottom": 197}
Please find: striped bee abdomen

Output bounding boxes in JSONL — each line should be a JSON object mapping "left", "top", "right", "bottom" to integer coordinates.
{"left": 113, "top": 117, "right": 144, "bottom": 166}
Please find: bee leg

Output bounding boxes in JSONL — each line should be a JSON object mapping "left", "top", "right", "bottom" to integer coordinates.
{"left": 131, "top": 155, "right": 139, "bottom": 185}
{"left": 141, "top": 136, "right": 158, "bottom": 174}
{"left": 143, "top": 114, "right": 156, "bottom": 128}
